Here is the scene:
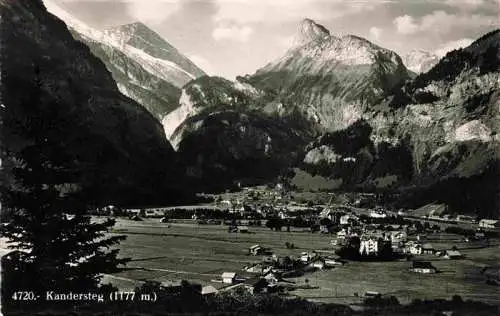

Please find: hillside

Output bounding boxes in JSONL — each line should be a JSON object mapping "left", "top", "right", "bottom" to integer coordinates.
{"left": 0, "top": 0, "right": 191, "bottom": 206}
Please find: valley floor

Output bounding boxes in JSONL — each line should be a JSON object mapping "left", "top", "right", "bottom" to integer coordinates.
{"left": 104, "top": 217, "right": 500, "bottom": 306}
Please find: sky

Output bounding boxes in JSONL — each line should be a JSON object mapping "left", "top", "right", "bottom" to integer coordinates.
{"left": 51, "top": 0, "right": 500, "bottom": 79}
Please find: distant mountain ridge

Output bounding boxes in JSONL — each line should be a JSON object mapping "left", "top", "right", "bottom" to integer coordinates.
{"left": 162, "top": 19, "right": 500, "bottom": 218}
{"left": 43, "top": 0, "right": 205, "bottom": 120}
{"left": 7, "top": 2, "right": 499, "bottom": 217}
{"left": 160, "top": 19, "right": 411, "bottom": 191}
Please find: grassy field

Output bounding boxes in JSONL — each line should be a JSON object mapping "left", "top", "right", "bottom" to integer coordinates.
{"left": 104, "top": 218, "right": 500, "bottom": 306}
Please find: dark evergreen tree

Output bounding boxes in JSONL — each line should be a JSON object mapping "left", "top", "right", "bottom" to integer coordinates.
{"left": 0, "top": 65, "right": 129, "bottom": 309}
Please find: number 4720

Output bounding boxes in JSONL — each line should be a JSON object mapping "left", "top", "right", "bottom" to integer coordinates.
{"left": 12, "top": 291, "right": 36, "bottom": 301}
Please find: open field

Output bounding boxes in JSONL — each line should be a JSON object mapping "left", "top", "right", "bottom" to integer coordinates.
{"left": 105, "top": 217, "right": 500, "bottom": 306}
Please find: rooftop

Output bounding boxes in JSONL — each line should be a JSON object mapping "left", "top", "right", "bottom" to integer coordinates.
{"left": 222, "top": 272, "right": 237, "bottom": 278}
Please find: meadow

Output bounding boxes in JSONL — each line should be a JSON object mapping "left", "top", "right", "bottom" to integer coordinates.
{"left": 104, "top": 218, "right": 500, "bottom": 306}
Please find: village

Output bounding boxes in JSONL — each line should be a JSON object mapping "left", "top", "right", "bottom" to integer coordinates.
{"left": 96, "top": 185, "right": 500, "bottom": 306}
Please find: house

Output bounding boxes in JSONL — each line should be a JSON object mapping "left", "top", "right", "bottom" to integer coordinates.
{"left": 222, "top": 272, "right": 237, "bottom": 284}
{"left": 201, "top": 285, "right": 218, "bottom": 296}
{"left": 479, "top": 219, "right": 500, "bottom": 229}
{"left": 390, "top": 231, "right": 408, "bottom": 243}
{"left": 410, "top": 261, "right": 437, "bottom": 274}
{"left": 340, "top": 214, "right": 358, "bottom": 225}
{"left": 443, "top": 250, "right": 463, "bottom": 260}
{"left": 161, "top": 280, "right": 183, "bottom": 291}
{"left": 300, "top": 252, "right": 316, "bottom": 263}
{"left": 406, "top": 241, "right": 422, "bottom": 255}
{"left": 219, "top": 200, "right": 232, "bottom": 210}
{"left": 369, "top": 210, "right": 387, "bottom": 219}
{"left": 421, "top": 244, "right": 435, "bottom": 255}
{"left": 309, "top": 259, "right": 325, "bottom": 270}
{"left": 360, "top": 238, "right": 379, "bottom": 256}
{"left": 263, "top": 272, "right": 279, "bottom": 286}
{"left": 278, "top": 210, "right": 291, "bottom": 220}
{"left": 144, "top": 209, "right": 164, "bottom": 218}
{"left": 319, "top": 208, "right": 334, "bottom": 219}
{"left": 243, "top": 263, "right": 263, "bottom": 273}
{"left": 456, "top": 215, "right": 475, "bottom": 222}
{"left": 238, "top": 226, "right": 249, "bottom": 233}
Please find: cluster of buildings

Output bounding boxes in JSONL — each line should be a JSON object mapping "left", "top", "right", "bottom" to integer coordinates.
{"left": 323, "top": 207, "right": 470, "bottom": 265}
{"left": 206, "top": 242, "right": 349, "bottom": 296}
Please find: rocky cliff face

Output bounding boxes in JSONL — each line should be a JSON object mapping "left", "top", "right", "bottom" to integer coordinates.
{"left": 176, "top": 110, "right": 311, "bottom": 192}
{"left": 165, "top": 76, "right": 314, "bottom": 191}
{"left": 246, "top": 19, "right": 411, "bottom": 132}
{"left": 1, "top": 0, "right": 189, "bottom": 206}
{"left": 303, "top": 29, "right": 500, "bottom": 216}
{"left": 162, "top": 76, "right": 263, "bottom": 147}
{"left": 43, "top": 0, "right": 205, "bottom": 120}
{"left": 372, "top": 30, "right": 500, "bottom": 216}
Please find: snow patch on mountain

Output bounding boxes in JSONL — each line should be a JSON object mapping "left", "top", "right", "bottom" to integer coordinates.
{"left": 342, "top": 103, "right": 363, "bottom": 127}
{"left": 454, "top": 120, "right": 492, "bottom": 142}
{"left": 43, "top": 0, "right": 200, "bottom": 88}
{"left": 233, "top": 81, "right": 261, "bottom": 97}
{"left": 162, "top": 89, "right": 198, "bottom": 142}
{"left": 402, "top": 50, "right": 440, "bottom": 73}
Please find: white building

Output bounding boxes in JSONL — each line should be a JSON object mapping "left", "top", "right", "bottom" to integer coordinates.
{"left": 222, "top": 272, "right": 237, "bottom": 284}
{"left": 360, "top": 238, "right": 379, "bottom": 255}
{"left": 406, "top": 241, "right": 422, "bottom": 255}
{"left": 202, "top": 285, "right": 218, "bottom": 296}
{"left": 369, "top": 210, "right": 387, "bottom": 219}
{"left": 479, "top": 219, "right": 500, "bottom": 229}
{"left": 340, "top": 214, "right": 358, "bottom": 225}
{"left": 410, "top": 261, "right": 437, "bottom": 274}
{"left": 390, "top": 231, "right": 408, "bottom": 244}
{"left": 300, "top": 252, "right": 316, "bottom": 263}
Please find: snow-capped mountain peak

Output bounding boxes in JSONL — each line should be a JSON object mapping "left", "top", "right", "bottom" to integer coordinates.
{"left": 402, "top": 49, "right": 440, "bottom": 74}
{"left": 43, "top": 0, "right": 204, "bottom": 89}
{"left": 292, "top": 18, "right": 331, "bottom": 47}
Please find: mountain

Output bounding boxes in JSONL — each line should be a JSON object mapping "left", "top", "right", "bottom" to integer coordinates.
{"left": 1, "top": 0, "right": 190, "bottom": 206}
{"left": 292, "top": 18, "right": 330, "bottom": 47}
{"left": 165, "top": 19, "right": 413, "bottom": 191}
{"left": 163, "top": 76, "right": 314, "bottom": 191}
{"left": 243, "top": 21, "right": 500, "bottom": 217}
{"left": 245, "top": 18, "right": 411, "bottom": 132}
{"left": 175, "top": 109, "right": 312, "bottom": 192}
{"left": 343, "top": 30, "right": 500, "bottom": 217}
{"left": 402, "top": 49, "right": 440, "bottom": 74}
{"left": 43, "top": 0, "right": 205, "bottom": 120}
